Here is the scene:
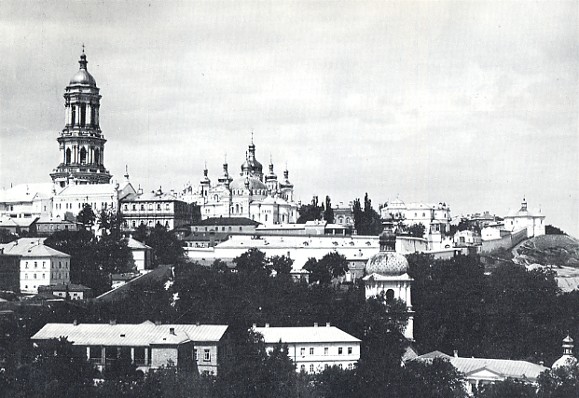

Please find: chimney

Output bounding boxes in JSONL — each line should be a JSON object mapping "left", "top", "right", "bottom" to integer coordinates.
{"left": 252, "top": 323, "right": 257, "bottom": 328}
{"left": 155, "top": 320, "right": 161, "bottom": 326}
{"left": 326, "top": 322, "right": 330, "bottom": 327}
{"left": 265, "top": 323, "right": 270, "bottom": 328}
{"left": 109, "top": 319, "right": 116, "bottom": 326}
{"left": 73, "top": 319, "right": 78, "bottom": 326}
{"left": 453, "top": 349, "right": 459, "bottom": 358}
{"left": 169, "top": 327, "right": 175, "bottom": 335}
{"left": 196, "top": 321, "right": 200, "bottom": 326}
{"left": 314, "top": 322, "right": 318, "bottom": 327}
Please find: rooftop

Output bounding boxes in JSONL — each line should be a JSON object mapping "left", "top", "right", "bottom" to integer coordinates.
{"left": 254, "top": 324, "right": 360, "bottom": 344}
{"left": 0, "top": 238, "right": 70, "bottom": 258}
{"left": 194, "top": 217, "right": 260, "bottom": 227}
{"left": 32, "top": 321, "right": 229, "bottom": 347}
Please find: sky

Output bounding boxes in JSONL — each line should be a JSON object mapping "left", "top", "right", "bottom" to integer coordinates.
{"left": 0, "top": 0, "right": 577, "bottom": 236}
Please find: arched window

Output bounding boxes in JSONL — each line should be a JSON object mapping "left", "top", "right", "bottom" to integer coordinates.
{"left": 80, "top": 104, "right": 86, "bottom": 126}
{"left": 71, "top": 105, "right": 76, "bottom": 127}
{"left": 80, "top": 147, "right": 87, "bottom": 164}
{"left": 385, "top": 289, "right": 395, "bottom": 303}
{"left": 235, "top": 204, "right": 239, "bottom": 214}
{"left": 94, "top": 148, "right": 100, "bottom": 165}
{"left": 90, "top": 106, "right": 96, "bottom": 127}
{"left": 65, "top": 148, "right": 71, "bottom": 164}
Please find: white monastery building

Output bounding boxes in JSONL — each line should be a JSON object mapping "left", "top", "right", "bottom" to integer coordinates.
{"left": 254, "top": 323, "right": 361, "bottom": 373}
{"left": 503, "top": 197, "right": 546, "bottom": 238}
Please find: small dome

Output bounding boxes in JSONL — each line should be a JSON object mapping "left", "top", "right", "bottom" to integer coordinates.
{"left": 230, "top": 177, "right": 267, "bottom": 191}
{"left": 552, "top": 355, "right": 578, "bottom": 370}
{"left": 366, "top": 252, "right": 409, "bottom": 276}
{"left": 69, "top": 69, "right": 96, "bottom": 86}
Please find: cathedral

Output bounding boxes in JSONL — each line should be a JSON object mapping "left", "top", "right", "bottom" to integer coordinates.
{"left": 181, "top": 138, "right": 299, "bottom": 225}
{"left": 50, "top": 49, "right": 112, "bottom": 187}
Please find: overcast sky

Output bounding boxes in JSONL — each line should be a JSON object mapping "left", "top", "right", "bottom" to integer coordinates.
{"left": 0, "top": 0, "right": 577, "bottom": 236}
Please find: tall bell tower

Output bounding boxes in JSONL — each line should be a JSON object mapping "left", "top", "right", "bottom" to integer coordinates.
{"left": 50, "top": 49, "right": 112, "bottom": 187}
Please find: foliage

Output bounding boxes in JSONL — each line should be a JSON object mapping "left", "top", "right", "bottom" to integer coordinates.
{"left": 352, "top": 193, "right": 383, "bottom": 235}
{"left": 44, "top": 229, "right": 133, "bottom": 294}
{"left": 98, "top": 210, "right": 125, "bottom": 239}
{"left": 270, "top": 255, "right": 294, "bottom": 276}
{"left": 477, "top": 378, "right": 536, "bottom": 398}
{"left": 400, "top": 358, "right": 467, "bottom": 398}
{"left": 545, "top": 225, "right": 566, "bottom": 235}
{"left": 406, "top": 223, "right": 426, "bottom": 238}
{"left": 297, "top": 196, "right": 324, "bottom": 223}
{"left": 0, "top": 228, "right": 18, "bottom": 243}
{"left": 537, "top": 365, "right": 579, "bottom": 398}
{"left": 323, "top": 195, "right": 334, "bottom": 223}
{"left": 233, "top": 248, "right": 269, "bottom": 276}
{"left": 132, "top": 223, "right": 184, "bottom": 266}
{"left": 303, "top": 252, "right": 349, "bottom": 284}
{"left": 76, "top": 203, "right": 96, "bottom": 228}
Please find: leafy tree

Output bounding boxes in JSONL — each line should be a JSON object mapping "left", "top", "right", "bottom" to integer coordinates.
{"left": 270, "top": 255, "right": 293, "bottom": 276}
{"left": 98, "top": 210, "right": 125, "bottom": 239}
{"left": 407, "top": 223, "right": 426, "bottom": 238}
{"left": 537, "top": 366, "right": 579, "bottom": 398}
{"left": 76, "top": 203, "right": 96, "bottom": 229}
{"left": 477, "top": 377, "right": 536, "bottom": 398}
{"left": 303, "top": 253, "right": 348, "bottom": 284}
{"left": 144, "top": 223, "right": 184, "bottom": 265}
{"left": 132, "top": 223, "right": 148, "bottom": 243}
{"left": 545, "top": 225, "right": 566, "bottom": 235}
{"left": 297, "top": 196, "right": 324, "bottom": 223}
{"left": 233, "top": 248, "right": 269, "bottom": 276}
{"left": 323, "top": 196, "right": 334, "bottom": 223}
{"left": 211, "top": 259, "right": 230, "bottom": 273}
{"left": 400, "top": 357, "right": 467, "bottom": 398}
{"left": 353, "top": 193, "right": 383, "bottom": 235}
{"left": 0, "top": 228, "right": 17, "bottom": 243}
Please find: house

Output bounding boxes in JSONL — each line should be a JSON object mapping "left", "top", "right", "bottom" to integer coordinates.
{"left": 413, "top": 351, "right": 548, "bottom": 395}
{"left": 453, "top": 230, "right": 482, "bottom": 247}
{"left": 0, "top": 216, "right": 38, "bottom": 236}
{"left": 31, "top": 321, "right": 229, "bottom": 375}
{"left": 0, "top": 183, "right": 54, "bottom": 220}
{"left": 503, "top": 197, "right": 546, "bottom": 238}
{"left": 35, "top": 216, "right": 81, "bottom": 236}
{"left": 254, "top": 323, "right": 361, "bottom": 373}
{"left": 38, "top": 283, "right": 94, "bottom": 300}
{"left": 126, "top": 237, "right": 152, "bottom": 272}
{"left": 0, "top": 238, "right": 71, "bottom": 294}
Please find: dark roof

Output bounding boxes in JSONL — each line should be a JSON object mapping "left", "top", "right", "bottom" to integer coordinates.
{"left": 195, "top": 217, "right": 260, "bottom": 227}
{"left": 38, "top": 283, "right": 92, "bottom": 292}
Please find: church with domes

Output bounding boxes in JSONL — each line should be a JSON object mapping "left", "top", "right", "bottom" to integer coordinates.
{"left": 181, "top": 137, "right": 298, "bottom": 226}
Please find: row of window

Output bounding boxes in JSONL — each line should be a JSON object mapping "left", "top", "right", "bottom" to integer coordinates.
{"left": 127, "top": 220, "right": 171, "bottom": 229}
{"left": 299, "top": 363, "right": 354, "bottom": 372}
{"left": 24, "top": 272, "right": 67, "bottom": 280}
{"left": 123, "top": 203, "right": 172, "bottom": 212}
{"left": 299, "top": 346, "right": 353, "bottom": 356}
{"left": 55, "top": 202, "right": 114, "bottom": 210}
{"left": 25, "top": 261, "right": 68, "bottom": 269}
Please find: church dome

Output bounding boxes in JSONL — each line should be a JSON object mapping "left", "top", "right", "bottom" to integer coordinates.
{"left": 230, "top": 177, "right": 267, "bottom": 192}
{"left": 552, "top": 335, "right": 578, "bottom": 369}
{"left": 366, "top": 251, "right": 409, "bottom": 276}
{"left": 69, "top": 53, "right": 96, "bottom": 86}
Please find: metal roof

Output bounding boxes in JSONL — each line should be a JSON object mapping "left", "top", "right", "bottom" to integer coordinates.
{"left": 254, "top": 325, "right": 360, "bottom": 344}
{"left": 31, "top": 322, "right": 228, "bottom": 347}
{"left": 0, "top": 238, "right": 70, "bottom": 258}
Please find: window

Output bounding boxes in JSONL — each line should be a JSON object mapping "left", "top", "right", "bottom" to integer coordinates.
{"left": 324, "top": 347, "right": 328, "bottom": 355}
{"left": 34, "top": 262, "right": 37, "bottom": 268}
{"left": 124, "top": 205, "right": 128, "bottom": 211}
{"left": 42, "top": 274, "right": 45, "bottom": 279}
{"left": 59, "top": 263, "right": 62, "bottom": 269}
{"left": 300, "top": 347, "right": 305, "bottom": 356}
{"left": 25, "top": 274, "right": 28, "bottom": 279}
{"left": 309, "top": 347, "right": 314, "bottom": 355}
{"left": 204, "top": 349, "right": 211, "bottom": 362}
{"left": 157, "top": 204, "right": 161, "bottom": 210}
{"left": 42, "top": 262, "right": 46, "bottom": 269}
{"left": 309, "top": 364, "right": 314, "bottom": 373}
{"left": 338, "top": 347, "right": 343, "bottom": 355}
{"left": 34, "top": 274, "right": 37, "bottom": 279}
{"left": 348, "top": 363, "right": 353, "bottom": 370}
{"left": 324, "top": 364, "right": 329, "bottom": 370}
{"left": 194, "top": 349, "right": 198, "bottom": 361}
{"left": 348, "top": 347, "right": 352, "bottom": 355}
{"left": 300, "top": 364, "right": 305, "bottom": 372}
{"left": 25, "top": 262, "right": 28, "bottom": 269}
{"left": 339, "top": 364, "right": 343, "bottom": 369}
{"left": 134, "top": 347, "right": 146, "bottom": 365}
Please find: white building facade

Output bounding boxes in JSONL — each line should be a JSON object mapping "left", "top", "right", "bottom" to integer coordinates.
{"left": 503, "top": 198, "right": 546, "bottom": 238}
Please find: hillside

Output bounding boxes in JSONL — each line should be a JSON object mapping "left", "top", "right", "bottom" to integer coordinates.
{"left": 514, "top": 234, "right": 579, "bottom": 267}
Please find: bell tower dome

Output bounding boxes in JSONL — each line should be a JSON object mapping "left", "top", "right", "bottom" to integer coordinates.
{"left": 50, "top": 49, "right": 112, "bottom": 187}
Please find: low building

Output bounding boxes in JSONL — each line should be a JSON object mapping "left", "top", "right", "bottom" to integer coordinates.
{"left": 121, "top": 188, "right": 193, "bottom": 231}
{"left": 414, "top": 351, "right": 548, "bottom": 395}
{"left": 453, "top": 230, "right": 482, "bottom": 247}
{"left": 0, "top": 183, "right": 53, "bottom": 220}
{"left": 0, "top": 217, "right": 38, "bottom": 236}
{"left": 38, "top": 283, "right": 94, "bottom": 300}
{"left": 503, "top": 197, "right": 546, "bottom": 238}
{"left": 111, "top": 272, "right": 140, "bottom": 289}
{"left": 126, "top": 237, "right": 152, "bottom": 272}
{"left": 31, "top": 321, "right": 229, "bottom": 375}
{"left": 35, "top": 216, "right": 81, "bottom": 236}
{"left": 380, "top": 199, "right": 452, "bottom": 236}
{"left": 0, "top": 238, "right": 71, "bottom": 294}
{"left": 254, "top": 323, "right": 360, "bottom": 373}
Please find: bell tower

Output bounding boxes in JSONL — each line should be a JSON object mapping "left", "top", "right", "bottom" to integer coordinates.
{"left": 50, "top": 49, "right": 112, "bottom": 187}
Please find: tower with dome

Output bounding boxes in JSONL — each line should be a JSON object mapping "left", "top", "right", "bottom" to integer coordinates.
{"left": 363, "top": 229, "right": 414, "bottom": 340}
{"left": 50, "top": 49, "right": 111, "bottom": 187}
{"left": 552, "top": 335, "right": 578, "bottom": 370}
{"left": 181, "top": 137, "right": 298, "bottom": 225}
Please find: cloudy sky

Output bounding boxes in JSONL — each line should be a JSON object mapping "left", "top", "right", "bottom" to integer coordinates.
{"left": 0, "top": 0, "right": 577, "bottom": 236}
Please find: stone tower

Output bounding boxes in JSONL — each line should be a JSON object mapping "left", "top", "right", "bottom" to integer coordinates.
{"left": 50, "top": 50, "right": 111, "bottom": 187}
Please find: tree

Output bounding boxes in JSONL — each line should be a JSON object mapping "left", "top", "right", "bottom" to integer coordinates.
{"left": 353, "top": 193, "right": 383, "bottom": 235}
{"left": 303, "top": 253, "right": 349, "bottom": 285}
{"left": 270, "top": 255, "right": 293, "bottom": 276}
{"left": 145, "top": 223, "right": 184, "bottom": 265}
{"left": 407, "top": 223, "right": 426, "bottom": 238}
{"left": 233, "top": 248, "right": 269, "bottom": 276}
{"left": 545, "top": 225, "right": 566, "bottom": 235}
{"left": 0, "top": 228, "right": 17, "bottom": 243}
{"left": 323, "top": 196, "right": 334, "bottom": 223}
{"left": 297, "top": 196, "right": 324, "bottom": 223}
{"left": 400, "top": 357, "right": 467, "bottom": 398}
{"left": 537, "top": 366, "right": 579, "bottom": 397}
{"left": 477, "top": 378, "right": 536, "bottom": 398}
{"left": 77, "top": 203, "right": 96, "bottom": 229}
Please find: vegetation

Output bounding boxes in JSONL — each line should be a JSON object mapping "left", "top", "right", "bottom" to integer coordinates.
{"left": 352, "top": 193, "right": 383, "bottom": 235}
{"left": 132, "top": 223, "right": 184, "bottom": 266}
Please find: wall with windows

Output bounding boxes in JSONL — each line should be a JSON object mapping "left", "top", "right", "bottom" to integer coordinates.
{"left": 19, "top": 256, "right": 70, "bottom": 294}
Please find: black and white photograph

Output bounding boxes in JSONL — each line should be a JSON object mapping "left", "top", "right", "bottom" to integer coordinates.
{"left": 0, "top": 0, "right": 577, "bottom": 396}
